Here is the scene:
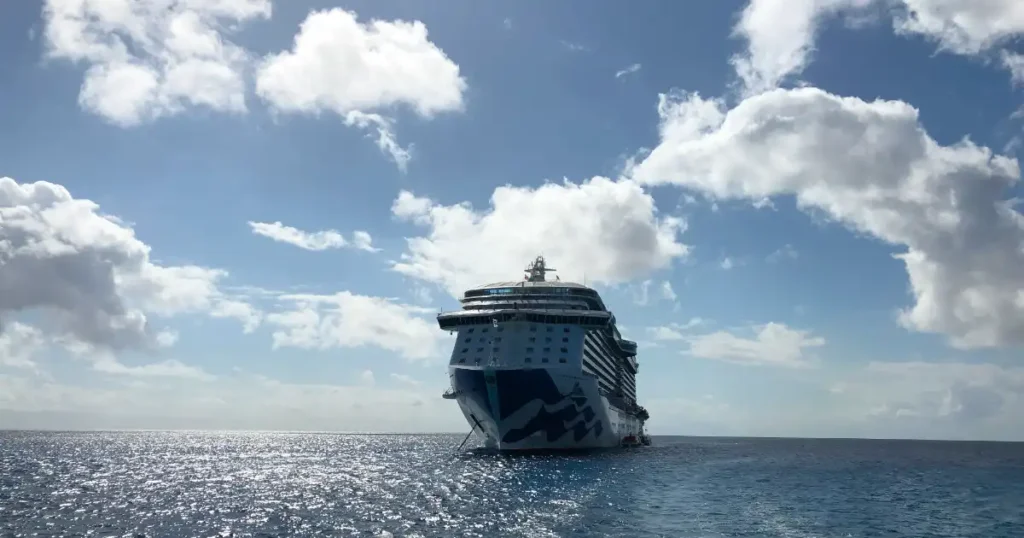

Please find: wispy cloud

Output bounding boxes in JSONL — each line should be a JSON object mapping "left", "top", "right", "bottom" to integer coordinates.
{"left": 615, "top": 63, "right": 642, "bottom": 78}
{"left": 248, "top": 221, "right": 379, "bottom": 252}
{"left": 561, "top": 40, "right": 588, "bottom": 52}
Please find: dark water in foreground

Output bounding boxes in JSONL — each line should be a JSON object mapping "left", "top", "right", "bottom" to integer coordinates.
{"left": 1, "top": 432, "right": 1022, "bottom": 537}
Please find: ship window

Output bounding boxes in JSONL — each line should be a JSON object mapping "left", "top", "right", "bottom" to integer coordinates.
{"left": 559, "top": 358, "right": 567, "bottom": 363}
{"left": 482, "top": 328, "right": 489, "bottom": 333}
{"left": 467, "top": 328, "right": 474, "bottom": 333}
{"left": 526, "top": 347, "right": 534, "bottom": 352}
{"left": 461, "top": 348, "right": 468, "bottom": 353}
{"left": 494, "top": 337, "right": 501, "bottom": 342}
{"left": 525, "top": 357, "right": 532, "bottom": 363}
{"left": 464, "top": 338, "right": 471, "bottom": 342}
{"left": 543, "top": 347, "right": 550, "bottom": 352}
{"left": 492, "top": 347, "right": 499, "bottom": 352}
{"left": 458, "top": 358, "right": 466, "bottom": 363}
{"left": 542, "top": 358, "right": 549, "bottom": 363}
{"left": 545, "top": 337, "right": 552, "bottom": 343}
{"left": 562, "top": 337, "right": 568, "bottom": 342}
{"left": 475, "top": 358, "right": 481, "bottom": 364}
{"left": 477, "top": 347, "right": 484, "bottom": 352}
{"left": 529, "top": 326, "right": 536, "bottom": 332}
{"left": 560, "top": 347, "right": 568, "bottom": 353}
{"left": 497, "top": 327, "right": 504, "bottom": 332}
{"left": 529, "top": 337, "right": 536, "bottom": 342}
{"left": 564, "top": 328, "right": 570, "bottom": 333}
{"left": 546, "top": 327, "right": 553, "bottom": 332}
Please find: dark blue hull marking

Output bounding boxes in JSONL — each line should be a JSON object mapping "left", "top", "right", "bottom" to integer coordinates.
{"left": 451, "top": 368, "right": 603, "bottom": 445}
{"left": 495, "top": 369, "right": 572, "bottom": 420}
{"left": 452, "top": 368, "right": 491, "bottom": 419}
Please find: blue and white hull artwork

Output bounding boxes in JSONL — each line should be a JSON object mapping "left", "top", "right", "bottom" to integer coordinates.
{"left": 439, "top": 256, "right": 650, "bottom": 451}
{"left": 450, "top": 367, "right": 638, "bottom": 450}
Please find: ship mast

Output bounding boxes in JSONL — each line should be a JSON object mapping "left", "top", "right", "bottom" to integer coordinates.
{"left": 524, "top": 255, "right": 556, "bottom": 282}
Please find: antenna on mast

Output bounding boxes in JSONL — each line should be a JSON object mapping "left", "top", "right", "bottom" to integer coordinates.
{"left": 524, "top": 255, "right": 556, "bottom": 282}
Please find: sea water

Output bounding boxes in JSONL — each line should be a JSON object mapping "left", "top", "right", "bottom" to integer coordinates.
{"left": 1, "top": 431, "right": 1021, "bottom": 537}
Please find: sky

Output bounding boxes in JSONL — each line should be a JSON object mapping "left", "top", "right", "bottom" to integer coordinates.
{"left": 1, "top": 0, "right": 1024, "bottom": 441}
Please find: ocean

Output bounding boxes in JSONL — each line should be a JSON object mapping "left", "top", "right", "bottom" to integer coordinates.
{"left": 1, "top": 432, "right": 1021, "bottom": 537}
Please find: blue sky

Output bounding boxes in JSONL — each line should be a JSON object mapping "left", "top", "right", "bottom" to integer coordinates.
{"left": 2, "top": 0, "right": 1024, "bottom": 440}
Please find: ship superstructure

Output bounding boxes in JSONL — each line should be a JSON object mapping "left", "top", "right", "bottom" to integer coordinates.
{"left": 440, "top": 256, "right": 648, "bottom": 450}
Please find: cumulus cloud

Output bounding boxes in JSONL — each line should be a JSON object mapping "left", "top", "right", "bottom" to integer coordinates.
{"left": 731, "top": 0, "right": 873, "bottom": 95}
{"left": 391, "top": 177, "right": 689, "bottom": 296}
{"left": 893, "top": 0, "right": 1024, "bottom": 55}
{"left": 685, "top": 322, "right": 825, "bottom": 367}
{"left": 42, "top": 0, "right": 270, "bottom": 125}
{"left": 631, "top": 87, "right": 1024, "bottom": 349}
{"left": 264, "top": 292, "right": 446, "bottom": 361}
{"left": 732, "top": 0, "right": 1024, "bottom": 95}
{"left": 255, "top": 8, "right": 466, "bottom": 170}
{"left": 0, "top": 176, "right": 260, "bottom": 350}
{"left": 248, "top": 221, "right": 378, "bottom": 252}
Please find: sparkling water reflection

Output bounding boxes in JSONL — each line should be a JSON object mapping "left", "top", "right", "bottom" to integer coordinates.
{"left": 1, "top": 432, "right": 1022, "bottom": 537}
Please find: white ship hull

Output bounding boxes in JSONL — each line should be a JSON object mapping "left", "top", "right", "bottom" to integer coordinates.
{"left": 449, "top": 365, "right": 642, "bottom": 450}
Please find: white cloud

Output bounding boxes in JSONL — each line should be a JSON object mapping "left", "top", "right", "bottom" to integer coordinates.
{"left": 359, "top": 369, "right": 375, "bottom": 386}
{"left": 0, "top": 177, "right": 260, "bottom": 350}
{"left": 893, "top": 0, "right": 1024, "bottom": 55}
{"left": 660, "top": 281, "right": 677, "bottom": 302}
{"left": 631, "top": 87, "right": 1024, "bottom": 349}
{"left": 647, "top": 318, "right": 705, "bottom": 341}
{"left": 391, "top": 177, "right": 689, "bottom": 297}
{"left": 264, "top": 292, "right": 445, "bottom": 361}
{"left": 731, "top": 0, "right": 1024, "bottom": 95}
{"left": 730, "top": 0, "right": 870, "bottom": 95}
{"left": 0, "top": 323, "right": 45, "bottom": 371}
{"left": 342, "top": 111, "right": 412, "bottom": 172}
{"left": 767, "top": 244, "right": 799, "bottom": 263}
{"left": 720, "top": 257, "right": 735, "bottom": 270}
{"left": 155, "top": 330, "right": 179, "bottom": 348}
{"left": 832, "top": 361, "right": 1024, "bottom": 438}
{"left": 92, "top": 356, "right": 214, "bottom": 381}
{"left": 631, "top": 280, "right": 652, "bottom": 306}
{"left": 615, "top": 63, "right": 642, "bottom": 78}
{"left": 42, "top": 0, "right": 270, "bottom": 125}
{"left": 248, "top": 221, "right": 377, "bottom": 252}
{"left": 1003, "top": 51, "right": 1024, "bottom": 86}
{"left": 687, "top": 322, "right": 825, "bottom": 367}
{"left": 633, "top": 279, "right": 677, "bottom": 306}
{"left": 254, "top": 8, "right": 466, "bottom": 169}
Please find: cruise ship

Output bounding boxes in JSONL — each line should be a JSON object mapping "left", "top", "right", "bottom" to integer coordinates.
{"left": 439, "top": 256, "right": 649, "bottom": 450}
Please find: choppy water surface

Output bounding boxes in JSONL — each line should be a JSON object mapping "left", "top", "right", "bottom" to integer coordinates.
{"left": 1, "top": 432, "right": 1022, "bottom": 537}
